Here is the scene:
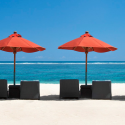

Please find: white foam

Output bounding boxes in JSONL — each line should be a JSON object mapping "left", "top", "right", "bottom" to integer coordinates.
{"left": 0, "top": 62, "right": 125, "bottom": 65}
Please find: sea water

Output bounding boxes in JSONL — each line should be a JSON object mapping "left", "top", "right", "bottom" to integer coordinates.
{"left": 0, "top": 61, "right": 125, "bottom": 84}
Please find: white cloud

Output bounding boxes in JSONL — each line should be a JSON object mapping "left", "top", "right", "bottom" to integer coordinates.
{"left": 61, "top": 56, "right": 65, "bottom": 59}
{"left": 22, "top": 56, "right": 25, "bottom": 59}
{"left": 35, "top": 56, "right": 43, "bottom": 59}
{"left": 93, "top": 56, "right": 97, "bottom": 59}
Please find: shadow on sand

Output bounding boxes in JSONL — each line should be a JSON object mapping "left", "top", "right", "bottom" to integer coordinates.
{"left": 40, "top": 95, "right": 80, "bottom": 101}
{"left": 112, "top": 95, "right": 125, "bottom": 101}
{"left": 1, "top": 95, "right": 125, "bottom": 101}
{"left": 39, "top": 95, "right": 125, "bottom": 101}
{"left": 40, "top": 95, "right": 60, "bottom": 101}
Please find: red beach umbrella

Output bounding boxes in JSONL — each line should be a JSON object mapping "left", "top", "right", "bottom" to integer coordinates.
{"left": 58, "top": 31, "right": 117, "bottom": 85}
{"left": 0, "top": 31, "right": 46, "bottom": 85}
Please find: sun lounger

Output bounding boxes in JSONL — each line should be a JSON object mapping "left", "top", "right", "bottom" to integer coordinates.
{"left": 20, "top": 81, "right": 40, "bottom": 100}
{"left": 0, "top": 79, "right": 8, "bottom": 98}
{"left": 60, "top": 79, "right": 79, "bottom": 99}
{"left": 92, "top": 80, "right": 112, "bottom": 99}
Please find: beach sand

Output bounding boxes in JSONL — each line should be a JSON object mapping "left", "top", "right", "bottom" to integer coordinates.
{"left": 0, "top": 84, "right": 125, "bottom": 125}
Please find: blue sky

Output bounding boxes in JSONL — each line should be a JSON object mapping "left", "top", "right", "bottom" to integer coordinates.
{"left": 0, "top": 0, "right": 125, "bottom": 61}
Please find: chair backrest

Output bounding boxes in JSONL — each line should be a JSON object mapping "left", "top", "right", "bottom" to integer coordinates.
{"left": 20, "top": 81, "right": 40, "bottom": 100}
{"left": 0, "top": 79, "right": 8, "bottom": 98}
{"left": 92, "top": 80, "right": 111, "bottom": 99}
{"left": 60, "top": 79, "right": 79, "bottom": 98}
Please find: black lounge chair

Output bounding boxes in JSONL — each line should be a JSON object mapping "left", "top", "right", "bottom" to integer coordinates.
{"left": 0, "top": 79, "right": 8, "bottom": 99}
{"left": 92, "top": 80, "right": 112, "bottom": 99}
{"left": 20, "top": 81, "right": 40, "bottom": 100}
{"left": 60, "top": 79, "right": 79, "bottom": 99}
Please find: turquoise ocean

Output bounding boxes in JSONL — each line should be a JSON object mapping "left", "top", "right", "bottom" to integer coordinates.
{"left": 0, "top": 61, "right": 125, "bottom": 84}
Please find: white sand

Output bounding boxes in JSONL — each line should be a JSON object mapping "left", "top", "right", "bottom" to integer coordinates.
{"left": 0, "top": 84, "right": 125, "bottom": 125}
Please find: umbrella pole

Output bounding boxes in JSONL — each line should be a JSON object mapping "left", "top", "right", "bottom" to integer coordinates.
{"left": 13, "top": 48, "right": 16, "bottom": 86}
{"left": 85, "top": 48, "right": 88, "bottom": 86}
{"left": 85, "top": 53, "right": 87, "bottom": 85}
{"left": 14, "top": 53, "right": 16, "bottom": 85}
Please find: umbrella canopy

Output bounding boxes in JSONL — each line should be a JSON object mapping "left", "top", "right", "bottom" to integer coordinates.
{"left": 0, "top": 31, "right": 45, "bottom": 53}
{"left": 58, "top": 31, "right": 117, "bottom": 85}
{"left": 0, "top": 31, "right": 46, "bottom": 85}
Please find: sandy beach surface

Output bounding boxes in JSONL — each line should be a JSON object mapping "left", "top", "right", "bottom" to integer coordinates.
{"left": 0, "top": 84, "right": 125, "bottom": 125}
